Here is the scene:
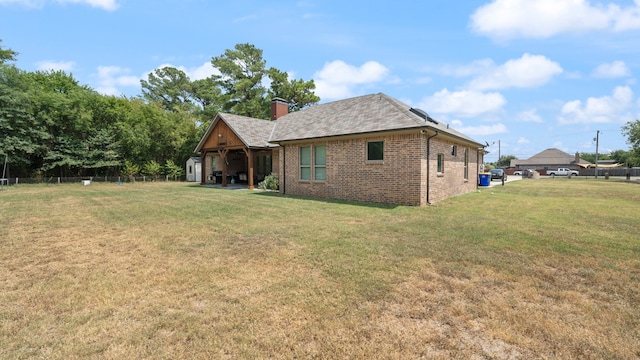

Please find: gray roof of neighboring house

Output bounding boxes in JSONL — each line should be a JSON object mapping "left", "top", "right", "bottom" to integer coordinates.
{"left": 270, "top": 93, "right": 481, "bottom": 145}
{"left": 195, "top": 93, "right": 483, "bottom": 152}
{"left": 511, "top": 148, "right": 587, "bottom": 166}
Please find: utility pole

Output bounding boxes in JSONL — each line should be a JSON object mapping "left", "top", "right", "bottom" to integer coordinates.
{"left": 498, "top": 140, "right": 501, "bottom": 164}
{"left": 594, "top": 130, "right": 599, "bottom": 179}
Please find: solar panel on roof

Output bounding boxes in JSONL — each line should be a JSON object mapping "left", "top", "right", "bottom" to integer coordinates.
{"left": 410, "top": 108, "right": 438, "bottom": 124}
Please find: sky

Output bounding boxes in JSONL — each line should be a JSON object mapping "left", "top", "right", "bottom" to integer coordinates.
{"left": 1, "top": 0, "right": 640, "bottom": 162}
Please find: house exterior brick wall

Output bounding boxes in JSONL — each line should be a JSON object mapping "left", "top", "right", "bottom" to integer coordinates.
{"left": 427, "top": 137, "right": 481, "bottom": 204}
{"left": 278, "top": 132, "right": 481, "bottom": 206}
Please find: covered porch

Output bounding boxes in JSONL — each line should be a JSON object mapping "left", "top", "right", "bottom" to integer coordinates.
{"left": 201, "top": 148, "right": 274, "bottom": 189}
{"left": 194, "top": 112, "right": 279, "bottom": 190}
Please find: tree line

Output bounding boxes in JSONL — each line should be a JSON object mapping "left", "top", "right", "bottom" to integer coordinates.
{"left": 0, "top": 41, "right": 320, "bottom": 178}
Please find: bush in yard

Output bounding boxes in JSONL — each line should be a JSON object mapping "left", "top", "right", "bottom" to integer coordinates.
{"left": 164, "top": 159, "right": 185, "bottom": 181}
{"left": 258, "top": 173, "right": 279, "bottom": 190}
{"left": 122, "top": 160, "right": 140, "bottom": 182}
{"left": 142, "top": 160, "right": 162, "bottom": 181}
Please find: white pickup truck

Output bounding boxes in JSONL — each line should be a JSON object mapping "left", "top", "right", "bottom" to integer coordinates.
{"left": 547, "top": 168, "right": 579, "bottom": 176}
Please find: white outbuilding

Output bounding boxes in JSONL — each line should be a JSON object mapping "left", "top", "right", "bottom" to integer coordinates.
{"left": 186, "top": 157, "right": 201, "bottom": 182}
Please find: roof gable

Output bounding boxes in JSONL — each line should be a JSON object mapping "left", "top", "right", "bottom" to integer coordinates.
{"left": 194, "top": 113, "right": 276, "bottom": 152}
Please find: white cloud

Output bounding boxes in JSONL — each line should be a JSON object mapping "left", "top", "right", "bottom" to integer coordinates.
{"left": 94, "top": 65, "right": 139, "bottom": 95}
{"left": 313, "top": 60, "right": 389, "bottom": 100}
{"left": 439, "top": 59, "right": 494, "bottom": 77}
{"left": 0, "top": 0, "right": 42, "bottom": 7}
{"left": 419, "top": 88, "right": 506, "bottom": 117}
{"left": 470, "top": 0, "right": 640, "bottom": 40}
{"left": 0, "top": 0, "right": 119, "bottom": 10}
{"left": 450, "top": 121, "right": 508, "bottom": 136}
{"left": 467, "top": 54, "right": 563, "bottom": 90}
{"left": 592, "top": 61, "right": 631, "bottom": 78}
{"left": 58, "top": 0, "right": 118, "bottom": 11}
{"left": 516, "top": 109, "right": 544, "bottom": 123}
{"left": 558, "top": 86, "right": 635, "bottom": 124}
{"left": 171, "top": 62, "right": 218, "bottom": 81}
{"left": 517, "top": 137, "right": 530, "bottom": 144}
{"left": 613, "top": 0, "right": 640, "bottom": 31}
{"left": 35, "top": 60, "right": 75, "bottom": 72}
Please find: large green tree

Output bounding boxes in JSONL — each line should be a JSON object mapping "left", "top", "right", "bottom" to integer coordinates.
{"left": 496, "top": 155, "right": 517, "bottom": 168}
{"left": 141, "top": 66, "right": 193, "bottom": 111}
{"left": 267, "top": 67, "right": 320, "bottom": 112}
{"left": 1, "top": 39, "right": 320, "bottom": 178}
{"left": 0, "top": 40, "right": 18, "bottom": 64}
{"left": 622, "top": 120, "right": 640, "bottom": 166}
{"left": 211, "top": 43, "right": 320, "bottom": 119}
{"left": 211, "top": 43, "right": 268, "bottom": 118}
{"left": 0, "top": 63, "right": 50, "bottom": 175}
{"left": 622, "top": 120, "right": 640, "bottom": 151}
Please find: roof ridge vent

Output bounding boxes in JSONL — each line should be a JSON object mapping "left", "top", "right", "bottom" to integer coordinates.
{"left": 410, "top": 108, "right": 438, "bottom": 124}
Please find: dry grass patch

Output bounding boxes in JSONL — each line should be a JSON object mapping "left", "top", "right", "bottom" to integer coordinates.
{"left": 0, "top": 180, "right": 639, "bottom": 359}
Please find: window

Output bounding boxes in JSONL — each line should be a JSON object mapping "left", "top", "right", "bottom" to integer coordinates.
{"left": 463, "top": 148, "right": 468, "bottom": 180}
{"left": 437, "top": 153, "right": 444, "bottom": 173}
{"left": 451, "top": 145, "right": 457, "bottom": 157}
{"left": 367, "top": 141, "right": 384, "bottom": 161}
{"left": 257, "top": 154, "right": 272, "bottom": 178}
{"left": 300, "top": 146, "right": 311, "bottom": 180}
{"left": 314, "top": 145, "right": 326, "bottom": 181}
{"left": 300, "top": 145, "right": 326, "bottom": 181}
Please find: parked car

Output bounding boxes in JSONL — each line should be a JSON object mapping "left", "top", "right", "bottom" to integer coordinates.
{"left": 547, "top": 168, "right": 579, "bottom": 176}
{"left": 489, "top": 168, "right": 507, "bottom": 181}
{"left": 513, "top": 169, "right": 534, "bottom": 176}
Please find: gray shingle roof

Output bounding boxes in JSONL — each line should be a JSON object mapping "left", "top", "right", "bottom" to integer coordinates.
{"left": 195, "top": 93, "right": 483, "bottom": 152}
{"left": 269, "top": 93, "right": 480, "bottom": 145}
{"left": 219, "top": 113, "right": 277, "bottom": 148}
{"left": 512, "top": 148, "right": 587, "bottom": 166}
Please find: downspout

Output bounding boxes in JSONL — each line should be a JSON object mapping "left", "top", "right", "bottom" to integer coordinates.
{"left": 476, "top": 148, "right": 481, "bottom": 190}
{"left": 281, "top": 145, "right": 286, "bottom": 194}
{"left": 426, "top": 130, "right": 438, "bottom": 205}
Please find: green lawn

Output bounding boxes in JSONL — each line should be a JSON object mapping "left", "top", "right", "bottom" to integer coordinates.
{"left": 1, "top": 179, "right": 638, "bottom": 359}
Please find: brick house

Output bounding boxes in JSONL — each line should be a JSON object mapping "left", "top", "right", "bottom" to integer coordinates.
{"left": 194, "top": 93, "right": 485, "bottom": 205}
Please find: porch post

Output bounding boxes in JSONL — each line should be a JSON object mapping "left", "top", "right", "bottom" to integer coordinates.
{"left": 219, "top": 149, "right": 228, "bottom": 187}
{"left": 247, "top": 148, "right": 254, "bottom": 190}
{"left": 200, "top": 150, "right": 207, "bottom": 185}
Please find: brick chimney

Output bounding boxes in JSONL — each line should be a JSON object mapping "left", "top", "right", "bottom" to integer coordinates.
{"left": 270, "top": 98, "right": 288, "bottom": 120}
{"left": 575, "top": 152, "right": 580, "bottom": 164}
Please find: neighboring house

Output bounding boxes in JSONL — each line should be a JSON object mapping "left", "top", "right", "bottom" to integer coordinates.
{"left": 194, "top": 93, "right": 486, "bottom": 205}
{"left": 509, "top": 148, "right": 589, "bottom": 174}
{"left": 185, "top": 157, "right": 201, "bottom": 182}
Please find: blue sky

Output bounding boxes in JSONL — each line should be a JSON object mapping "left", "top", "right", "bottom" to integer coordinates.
{"left": 2, "top": 0, "right": 640, "bottom": 162}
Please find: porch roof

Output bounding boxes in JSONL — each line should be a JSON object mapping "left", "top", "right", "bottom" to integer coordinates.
{"left": 194, "top": 113, "right": 277, "bottom": 152}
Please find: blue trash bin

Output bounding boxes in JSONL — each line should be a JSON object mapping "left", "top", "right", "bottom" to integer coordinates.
{"left": 478, "top": 173, "right": 490, "bottom": 186}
